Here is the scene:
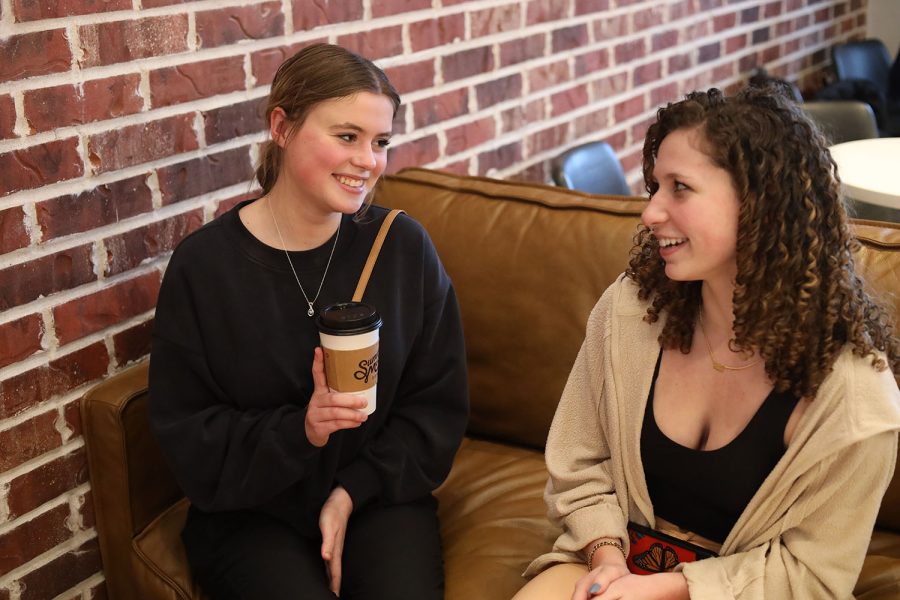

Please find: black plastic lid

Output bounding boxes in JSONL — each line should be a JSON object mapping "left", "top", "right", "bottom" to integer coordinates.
{"left": 316, "top": 302, "right": 382, "bottom": 335}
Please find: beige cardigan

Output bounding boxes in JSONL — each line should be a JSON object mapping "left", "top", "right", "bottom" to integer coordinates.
{"left": 525, "top": 276, "right": 900, "bottom": 599}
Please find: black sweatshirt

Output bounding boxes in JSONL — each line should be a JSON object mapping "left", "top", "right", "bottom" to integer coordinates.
{"left": 148, "top": 201, "right": 469, "bottom": 537}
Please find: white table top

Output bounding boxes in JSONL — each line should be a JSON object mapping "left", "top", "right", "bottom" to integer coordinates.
{"left": 829, "top": 138, "right": 900, "bottom": 210}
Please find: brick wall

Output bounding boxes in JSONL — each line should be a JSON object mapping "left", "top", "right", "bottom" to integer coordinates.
{"left": 0, "top": 0, "right": 866, "bottom": 597}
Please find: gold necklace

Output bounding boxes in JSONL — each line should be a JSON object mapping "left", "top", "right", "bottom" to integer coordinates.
{"left": 697, "top": 315, "right": 763, "bottom": 373}
{"left": 266, "top": 198, "right": 339, "bottom": 317}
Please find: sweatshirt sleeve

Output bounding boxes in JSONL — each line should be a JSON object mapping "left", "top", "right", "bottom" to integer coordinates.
{"left": 679, "top": 430, "right": 898, "bottom": 600}
{"left": 541, "top": 288, "right": 629, "bottom": 553}
{"left": 335, "top": 230, "right": 469, "bottom": 509}
{"left": 148, "top": 249, "right": 321, "bottom": 512}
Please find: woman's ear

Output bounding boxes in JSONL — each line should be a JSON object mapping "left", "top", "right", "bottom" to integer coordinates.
{"left": 270, "top": 107, "right": 289, "bottom": 148}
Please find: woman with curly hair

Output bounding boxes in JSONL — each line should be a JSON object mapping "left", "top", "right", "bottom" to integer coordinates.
{"left": 514, "top": 86, "right": 900, "bottom": 600}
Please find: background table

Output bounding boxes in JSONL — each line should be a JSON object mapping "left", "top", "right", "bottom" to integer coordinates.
{"left": 829, "top": 138, "right": 900, "bottom": 223}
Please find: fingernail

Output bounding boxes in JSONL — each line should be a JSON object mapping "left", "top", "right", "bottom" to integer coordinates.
{"left": 589, "top": 583, "right": 602, "bottom": 595}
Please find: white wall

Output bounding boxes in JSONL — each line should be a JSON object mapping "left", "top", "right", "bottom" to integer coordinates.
{"left": 867, "top": 0, "right": 900, "bottom": 57}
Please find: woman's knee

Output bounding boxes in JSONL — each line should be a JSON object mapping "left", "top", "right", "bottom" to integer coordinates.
{"left": 512, "top": 562, "right": 588, "bottom": 600}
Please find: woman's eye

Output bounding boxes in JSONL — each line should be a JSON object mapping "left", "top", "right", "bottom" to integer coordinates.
{"left": 376, "top": 138, "right": 391, "bottom": 149}
{"left": 673, "top": 180, "right": 689, "bottom": 192}
{"left": 338, "top": 133, "right": 356, "bottom": 142}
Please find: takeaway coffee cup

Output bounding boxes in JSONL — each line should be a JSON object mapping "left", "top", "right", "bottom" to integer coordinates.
{"left": 316, "top": 302, "right": 382, "bottom": 416}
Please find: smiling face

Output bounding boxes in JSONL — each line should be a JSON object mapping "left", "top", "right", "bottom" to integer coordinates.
{"left": 641, "top": 126, "right": 741, "bottom": 288}
{"left": 271, "top": 92, "right": 395, "bottom": 218}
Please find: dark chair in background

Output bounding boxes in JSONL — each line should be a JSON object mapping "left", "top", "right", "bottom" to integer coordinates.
{"left": 550, "top": 141, "right": 631, "bottom": 196}
{"left": 801, "top": 100, "right": 879, "bottom": 144}
{"left": 828, "top": 38, "right": 900, "bottom": 136}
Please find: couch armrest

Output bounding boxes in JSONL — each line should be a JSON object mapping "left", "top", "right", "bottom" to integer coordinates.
{"left": 81, "top": 360, "right": 184, "bottom": 599}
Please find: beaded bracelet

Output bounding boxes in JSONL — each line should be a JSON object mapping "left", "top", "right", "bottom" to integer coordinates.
{"left": 586, "top": 539, "right": 626, "bottom": 568}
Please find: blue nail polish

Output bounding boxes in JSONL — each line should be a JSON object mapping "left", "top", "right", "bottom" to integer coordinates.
{"left": 589, "top": 583, "right": 602, "bottom": 594}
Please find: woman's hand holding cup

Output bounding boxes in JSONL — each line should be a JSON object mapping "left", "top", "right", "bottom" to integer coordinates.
{"left": 306, "top": 347, "right": 368, "bottom": 447}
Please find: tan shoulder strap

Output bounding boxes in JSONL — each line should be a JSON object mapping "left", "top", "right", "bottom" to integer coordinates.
{"left": 352, "top": 209, "right": 405, "bottom": 302}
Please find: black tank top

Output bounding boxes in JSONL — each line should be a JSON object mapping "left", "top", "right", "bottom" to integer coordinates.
{"left": 640, "top": 350, "right": 799, "bottom": 544}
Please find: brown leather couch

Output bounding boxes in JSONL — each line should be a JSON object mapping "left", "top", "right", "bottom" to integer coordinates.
{"left": 82, "top": 167, "right": 900, "bottom": 599}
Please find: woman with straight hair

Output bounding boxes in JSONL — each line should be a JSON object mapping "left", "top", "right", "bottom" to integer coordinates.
{"left": 149, "top": 43, "right": 468, "bottom": 599}
{"left": 513, "top": 86, "right": 900, "bottom": 600}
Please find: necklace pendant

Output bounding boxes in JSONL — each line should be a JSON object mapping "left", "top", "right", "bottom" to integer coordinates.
{"left": 307, "top": 304, "right": 315, "bottom": 317}
{"left": 712, "top": 361, "right": 726, "bottom": 373}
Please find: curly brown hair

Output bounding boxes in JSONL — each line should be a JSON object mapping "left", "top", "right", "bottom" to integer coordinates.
{"left": 626, "top": 86, "right": 899, "bottom": 399}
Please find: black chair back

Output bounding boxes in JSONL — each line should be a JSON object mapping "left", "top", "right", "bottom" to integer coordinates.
{"left": 832, "top": 39, "right": 892, "bottom": 99}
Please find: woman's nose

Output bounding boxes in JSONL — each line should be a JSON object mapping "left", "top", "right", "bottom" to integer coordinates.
{"left": 641, "top": 193, "right": 667, "bottom": 230}
{"left": 352, "top": 145, "right": 377, "bottom": 170}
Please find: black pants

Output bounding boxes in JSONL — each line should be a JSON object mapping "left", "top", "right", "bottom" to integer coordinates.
{"left": 182, "top": 496, "right": 444, "bottom": 600}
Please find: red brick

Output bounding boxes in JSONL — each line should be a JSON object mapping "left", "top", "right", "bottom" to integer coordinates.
{"left": 439, "top": 159, "right": 471, "bottom": 176}
{"left": 0, "top": 503, "right": 71, "bottom": 574}
{"left": 79, "top": 16, "right": 188, "bottom": 67}
{"left": 0, "top": 29, "right": 71, "bottom": 82}
{"left": 251, "top": 45, "right": 297, "bottom": 87}
{"left": 23, "top": 75, "right": 143, "bottom": 133}
{"left": 446, "top": 117, "right": 495, "bottom": 155}
{"left": 6, "top": 448, "right": 89, "bottom": 520}
{"left": 393, "top": 105, "right": 407, "bottom": 136}
{"left": 575, "top": 107, "right": 611, "bottom": 135}
{"left": 63, "top": 396, "right": 83, "bottom": 438}
{"left": 500, "top": 100, "right": 544, "bottom": 134}
{"left": 0, "top": 137, "right": 83, "bottom": 197}
{"left": 0, "top": 342, "right": 108, "bottom": 419}
{"left": 699, "top": 0, "right": 724, "bottom": 9}
{"left": 0, "top": 410, "right": 60, "bottom": 472}
{"left": 477, "top": 142, "right": 521, "bottom": 174}
{"left": 714, "top": 12, "right": 737, "bottom": 32}
{"left": 615, "top": 39, "right": 646, "bottom": 65}
{"left": 104, "top": 210, "right": 203, "bottom": 276}
{"left": 294, "top": 0, "right": 362, "bottom": 30}
{"left": 814, "top": 8, "right": 829, "bottom": 24}
{"left": 372, "top": 0, "right": 430, "bottom": 17}
{"left": 576, "top": 0, "right": 610, "bottom": 14}
{"left": 0, "top": 314, "right": 42, "bottom": 369}
{"left": 413, "top": 88, "right": 468, "bottom": 129}
{"left": 157, "top": 147, "right": 254, "bottom": 205}
{"left": 499, "top": 34, "right": 545, "bottom": 67}
{"left": 37, "top": 175, "right": 153, "bottom": 241}
{"left": 444, "top": 46, "right": 494, "bottom": 83}
{"left": 409, "top": 14, "right": 465, "bottom": 52}
{"left": 0, "top": 244, "right": 96, "bottom": 311}
{"left": 0, "top": 94, "right": 16, "bottom": 139}
{"left": 552, "top": 24, "right": 589, "bottom": 53}
{"left": 142, "top": 0, "right": 188, "bottom": 6}
{"left": 614, "top": 95, "right": 646, "bottom": 122}
{"left": 591, "top": 72, "right": 629, "bottom": 99}
{"left": 86, "top": 580, "right": 108, "bottom": 600}
{"left": 551, "top": 84, "right": 589, "bottom": 117}
{"left": 196, "top": 3, "right": 284, "bottom": 49}
{"left": 684, "top": 20, "right": 710, "bottom": 40}
{"left": 338, "top": 26, "right": 404, "bottom": 61}
{"left": 150, "top": 56, "right": 246, "bottom": 108}
{"left": 475, "top": 74, "right": 522, "bottom": 110}
{"left": 633, "top": 5, "right": 665, "bottom": 31}
{"left": 87, "top": 114, "right": 198, "bottom": 174}
{"left": 385, "top": 135, "right": 439, "bottom": 174}
{"left": 470, "top": 5, "right": 522, "bottom": 37}
{"left": 214, "top": 193, "right": 255, "bottom": 218}
{"left": 529, "top": 123, "right": 567, "bottom": 155}
{"left": 752, "top": 26, "right": 770, "bottom": 45}
{"left": 634, "top": 60, "right": 662, "bottom": 86}
{"left": 594, "top": 14, "right": 628, "bottom": 40}
{"left": 509, "top": 163, "right": 545, "bottom": 183}
{"left": 528, "top": 59, "right": 569, "bottom": 92}
{"left": 0, "top": 206, "right": 29, "bottom": 254}
{"left": 18, "top": 538, "right": 102, "bottom": 600}
{"left": 631, "top": 116, "right": 655, "bottom": 145}
{"left": 113, "top": 318, "right": 154, "bottom": 366}
{"left": 204, "top": 98, "right": 265, "bottom": 145}
{"left": 526, "top": 0, "right": 567, "bottom": 25}
{"left": 384, "top": 60, "right": 435, "bottom": 95}
{"left": 651, "top": 30, "right": 678, "bottom": 53}
{"left": 762, "top": 45, "right": 780, "bottom": 64}
{"left": 651, "top": 82, "right": 679, "bottom": 107}
{"left": 699, "top": 42, "right": 721, "bottom": 63}
{"left": 668, "top": 0, "right": 692, "bottom": 20}
{"left": 741, "top": 6, "right": 760, "bottom": 23}
{"left": 575, "top": 48, "right": 610, "bottom": 77}
{"left": 725, "top": 34, "right": 748, "bottom": 54}
{"left": 12, "top": 0, "right": 130, "bottom": 20}
{"left": 53, "top": 271, "right": 161, "bottom": 345}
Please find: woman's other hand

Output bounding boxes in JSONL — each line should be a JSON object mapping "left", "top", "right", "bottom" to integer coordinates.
{"left": 306, "top": 347, "right": 368, "bottom": 447}
{"left": 578, "top": 571, "right": 690, "bottom": 600}
{"left": 572, "top": 557, "right": 629, "bottom": 600}
{"left": 319, "top": 485, "right": 354, "bottom": 595}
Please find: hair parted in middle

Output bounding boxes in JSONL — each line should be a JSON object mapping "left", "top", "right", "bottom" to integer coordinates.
{"left": 255, "top": 43, "right": 401, "bottom": 199}
{"left": 626, "top": 85, "right": 898, "bottom": 400}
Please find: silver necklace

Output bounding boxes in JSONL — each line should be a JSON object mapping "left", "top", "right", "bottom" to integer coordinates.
{"left": 266, "top": 198, "right": 340, "bottom": 317}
